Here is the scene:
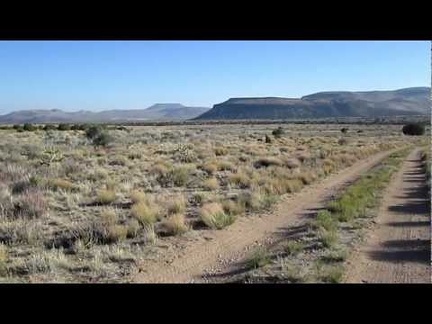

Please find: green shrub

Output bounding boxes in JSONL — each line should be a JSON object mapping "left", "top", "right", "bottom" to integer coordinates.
{"left": 23, "top": 123, "right": 36, "bottom": 131}
{"left": 43, "top": 124, "right": 57, "bottom": 131}
{"left": 272, "top": 127, "right": 284, "bottom": 138}
{"left": 92, "top": 132, "right": 113, "bottom": 147}
{"left": 57, "top": 123, "right": 71, "bottom": 131}
{"left": 247, "top": 247, "right": 271, "bottom": 269}
{"left": 402, "top": 123, "right": 425, "bottom": 136}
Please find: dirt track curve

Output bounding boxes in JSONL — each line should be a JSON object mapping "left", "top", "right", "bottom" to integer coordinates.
{"left": 344, "top": 148, "right": 431, "bottom": 283}
{"left": 133, "top": 149, "right": 402, "bottom": 283}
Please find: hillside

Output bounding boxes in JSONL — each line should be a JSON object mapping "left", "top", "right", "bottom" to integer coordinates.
{"left": 0, "top": 104, "right": 210, "bottom": 124}
{"left": 194, "top": 87, "right": 430, "bottom": 120}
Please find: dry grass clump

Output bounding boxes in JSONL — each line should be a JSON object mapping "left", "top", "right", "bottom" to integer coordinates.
{"left": 253, "top": 157, "right": 283, "bottom": 168}
{"left": 216, "top": 160, "right": 235, "bottom": 171}
{"left": 214, "top": 146, "right": 228, "bottom": 156}
{"left": 13, "top": 190, "right": 48, "bottom": 219}
{"left": 285, "top": 158, "right": 301, "bottom": 169}
{"left": 166, "top": 194, "right": 187, "bottom": 215}
{"left": 100, "top": 207, "right": 119, "bottom": 225}
{"left": 158, "top": 165, "right": 194, "bottom": 187}
{"left": 74, "top": 218, "right": 128, "bottom": 245}
{"left": 199, "top": 202, "right": 235, "bottom": 229}
{"left": 202, "top": 177, "right": 219, "bottom": 191}
{"left": 161, "top": 213, "right": 189, "bottom": 236}
{"left": 130, "top": 200, "right": 160, "bottom": 225}
{"left": 48, "top": 178, "right": 75, "bottom": 191}
{"left": 297, "top": 172, "right": 315, "bottom": 185}
{"left": 191, "top": 192, "right": 211, "bottom": 206}
{"left": 228, "top": 172, "right": 251, "bottom": 189}
{"left": 296, "top": 152, "right": 311, "bottom": 163}
{"left": 130, "top": 190, "right": 147, "bottom": 204}
{"left": 201, "top": 162, "right": 218, "bottom": 175}
{"left": 285, "top": 179, "right": 303, "bottom": 193}
{"left": 96, "top": 189, "right": 117, "bottom": 205}
{"left": 221, "top": 199, "right": 245, "bottom": 216}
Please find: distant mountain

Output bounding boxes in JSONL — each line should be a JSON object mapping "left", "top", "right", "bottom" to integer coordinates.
{"left": 0, "top": 104, "right": 210, "bottom": 124}
{"left": 194, "top": 87, "right": 430, "bottom": 120}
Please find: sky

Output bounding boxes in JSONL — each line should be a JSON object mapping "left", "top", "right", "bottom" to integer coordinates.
{"left": 0, "top": 41, "right": 429, "bottom": 113}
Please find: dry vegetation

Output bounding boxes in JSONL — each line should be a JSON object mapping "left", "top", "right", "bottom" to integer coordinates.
{"left": 239, "top": 149, "right": 415, "bottom": 283}
{"left": 0, "top": 123, "right": 424, "bottom": 282}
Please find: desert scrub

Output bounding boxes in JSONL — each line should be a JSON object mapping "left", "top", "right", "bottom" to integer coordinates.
{"left": 126, "top": 219, "right": 141, "bottom": 238}
{"left": 285, "top": 179, "right": 303, "bottom": 193}
{"left": 0, "top": 220, "right": 44, "bottom": 245}
{"left": 326, "top": 150, "right": 408, "bottom": 222}
{"left": 253, "top": 157, "right": 283, "bottom": 169}
{"left": 191, "top": 192, "right": 210, "bottom": 206}
{"left": 47, "top": 178, "right": 76, "bottom": 192}
{"left": 96, "top": 189, "right": 117, "bottom": 205}
{"left": 201, "top": 162, "right": 218, "bottom": 175}
{"left": 143, "top": 224, "right": 157, "bottom": 245}
{"left": 12, "top": 190, "right": 48, "bottom": 219}
{"left": 316, "top": 263, "right": 344, "bottom": 283}
{"left": 214, "top": 146, "right": 228, "bottom": 156}
{"left": 321, "top": 248, "right": 348, "bottom": 263}
{"left": 237, "top": 191, "right": 262, "bottom": 212}
{"left": 313, "top": 210, "right": 337, "bottom": 232}
{"left": 166, "top": 194, "right": 187, "bottom": 215}
{"left": 297, "top": 172, "right": 315, "bottom": 185}
{"left": 285, "top": 158, "right": 301, "bottom": 169}
{"left": 130, "top": 190, "right": 147, "bottom": 204}
{"left": 247, "top": 246, "right": 271, "bottom": 269}
{"left": 130, "top": 201, "right": 160, "bottom": 226}
{"left": 99, "top": 207, "right": 119, "bottom": 225}
{"left": 228, "top": 172, "right": 251, "bottom": 189}
{"left": 161, "top": 213, "right": 189, "bottom": 236}
{"left": 157, "top": 165, "right": 194, "bottom": 187}
{"left": 72, "top": 219, "right": 127, "bottom": 246}
{"left": 0, "top": 244, "right": 8, "bottom": 275}
{"left": 202, "top": 177, "right": 219, "bottom": 191}
{"left": 216, "top": 160, "right": 235, "bottom": 171}
{"left": 221, "top": 199, "right": 245, "bottom": 217}
{"left": 318, "top": 228, "right": 339, "bottom": 248}
{"left": 199, "top": 202, "right": 235, "bottom": 229}
{"left": 285, "top": 240, "right": 305, "bottom": 256}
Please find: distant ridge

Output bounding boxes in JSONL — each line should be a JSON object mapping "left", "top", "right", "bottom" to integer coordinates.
{"left": 0, "top": 104, "right": 210, "bottom": 124}
{"left": 194, "top": 87, "right": 430, "bottom": 120}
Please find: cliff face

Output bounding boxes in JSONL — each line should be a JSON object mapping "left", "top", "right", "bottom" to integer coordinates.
{"left": 194, "top": 87, "right": 430, "bottom": 120}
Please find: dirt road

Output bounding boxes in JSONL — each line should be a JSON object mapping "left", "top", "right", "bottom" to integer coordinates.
{"left": 133, "top": 149, "right": 401, "bottom": 283}
{"left": 344, "top": 148, "right": 431, "bottom": 283}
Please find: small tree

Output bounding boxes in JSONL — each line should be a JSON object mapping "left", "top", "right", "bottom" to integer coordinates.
{"left": 85, "top": 125, "right": 103, "bottom": 140}
{"left": 272, "top": 127, "right": 284, "bottom": 138}
{"left": 402, "top": 123, "right": 425, "bottom": 136}
{"left": 84, "top": 125, "right": 112, "bottom": 148}
{"left": 92, "top": 132, "right": 113, "bottom": 148}
{"left": 43, "top": 124, "right": 56, "bottom": 131}
{"left": 23, "top": 123, "right": 36, "bottom": 131}
{"left": 57, "top": 123, "right": 71, "bottom": 131}
{"left": 341, "top": 127, "right": 348, "bottom": 134}
{"left": 265, "top": 134, "right": 272, "bottom": 143}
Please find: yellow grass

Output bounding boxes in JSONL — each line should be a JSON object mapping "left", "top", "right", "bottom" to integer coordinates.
{"left": 130, "top": 201, "right": 159, "bottom": 225}
{"left": 96, "top": 189, "right": 117, "bottom": 205}
{"left": 203, "top": 177, "right": 219, "bottom": 191}
{"left": 162, "top": 213, "right": 189, "bottom": 235}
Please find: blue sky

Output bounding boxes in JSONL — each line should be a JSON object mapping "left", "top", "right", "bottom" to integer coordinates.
{"left": 0, "top": 41, "right": 429, "bottom": 113}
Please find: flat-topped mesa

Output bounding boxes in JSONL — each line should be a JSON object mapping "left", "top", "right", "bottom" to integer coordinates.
{"left": 224, "top": 97, "right": 303, "bottom": 105}
{"left": 194, "top": 87, "right": 430, "bottom": 120}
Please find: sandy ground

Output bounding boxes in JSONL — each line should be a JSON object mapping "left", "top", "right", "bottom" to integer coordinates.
{"left": 344, "top": 148, "right": 431, "bottom": 283}
{"left": 132, "top": 149, "right": 401, "bottom": 283}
